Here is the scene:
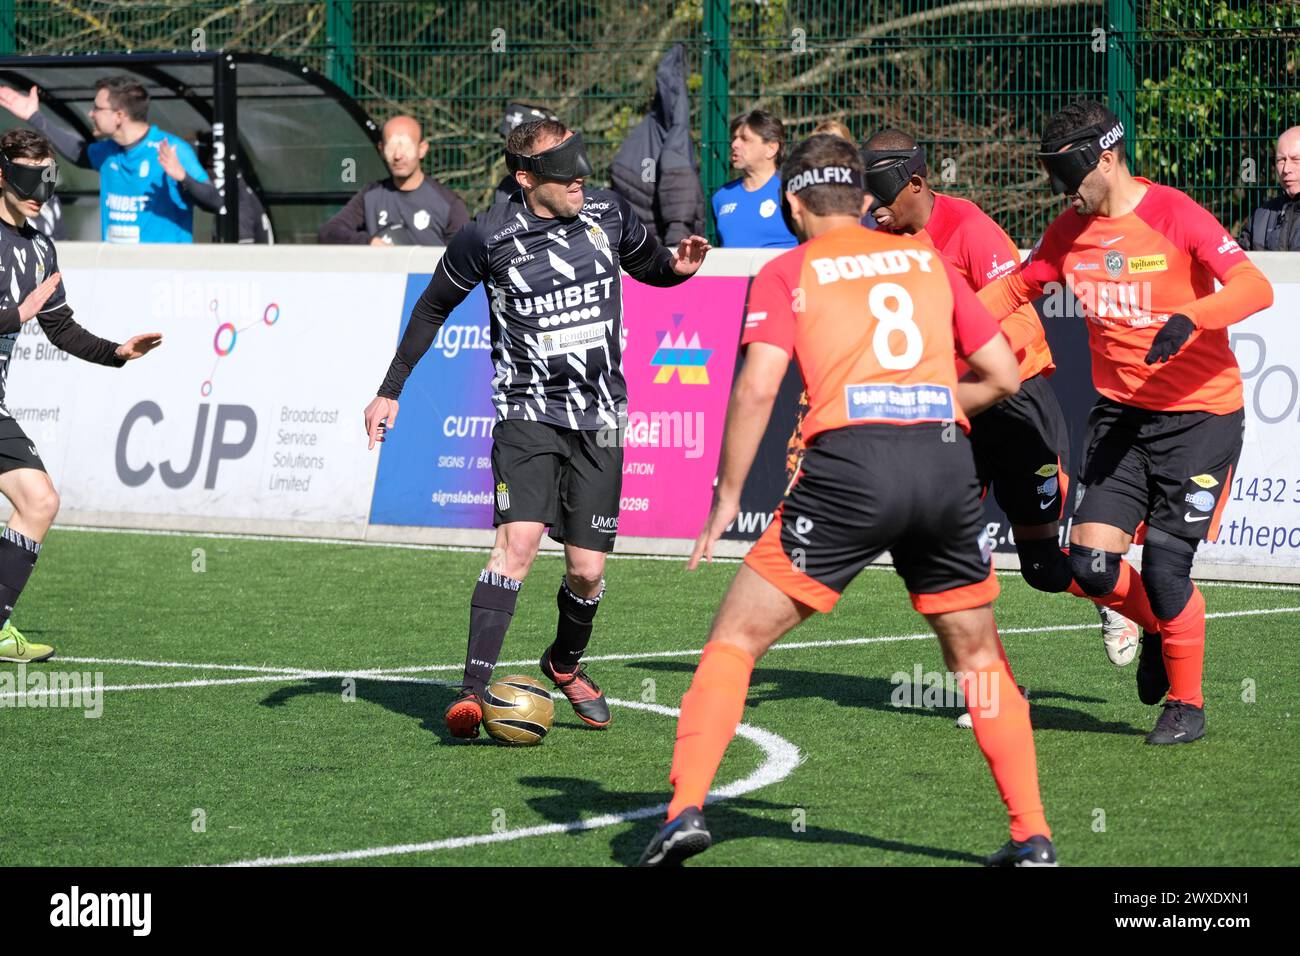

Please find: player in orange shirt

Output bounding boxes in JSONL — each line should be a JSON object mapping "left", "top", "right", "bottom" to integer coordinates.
{"left": 639, "top": 134, "right": 1057, "bottom": 867}
{"left": 863, "top": 127, "right": 1141, "bottom": 677}
{"left": 979, "top": 101, "right": 1274, "bottom": 745}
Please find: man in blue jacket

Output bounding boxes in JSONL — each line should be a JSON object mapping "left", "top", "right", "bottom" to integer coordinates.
{"left": 710, "top": 109, "right": 796, "bottom": 248}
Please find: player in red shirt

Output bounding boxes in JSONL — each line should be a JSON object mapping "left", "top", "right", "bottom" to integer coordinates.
{"left": 639, "top": 134, "right": 1057, "bottom": 867}
{"left": 863, "top": 127, "right": 1141, "bottom": 678}
{"left": 979, "top": 101, "right": 1274, "bottom": 745}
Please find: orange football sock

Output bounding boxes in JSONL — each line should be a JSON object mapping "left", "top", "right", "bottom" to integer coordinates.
{"left": 963, "top": 661, "right": 1050, "bottom": 842}
{"left": 1160, "top": 584, "right": 1206, "bottom": 708}
{"left": 1066, "top": 555, "right": 1159, "bottom": 633}
{"left": 667, "top": 641, "right": 755, "bottom": 822}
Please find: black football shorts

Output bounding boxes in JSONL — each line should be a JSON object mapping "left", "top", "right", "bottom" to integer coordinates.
{"left": 745, "top": 422, "right": 998, "bottom": 614}
{"left": 968, "top": 372, "right": 1071, "bottom": 527}
{"left": 1073, "top": 399, "right": 1243, "bottom": 542}
{"left": 490, "top": 419, "right": 623, "bottom": 552}
{"left": 0, "top": 415, "right": 46, "bottom": 474}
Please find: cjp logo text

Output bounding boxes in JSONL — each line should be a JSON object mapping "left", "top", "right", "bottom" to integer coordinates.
{"left": 116, "top": 402, "right": 256, "bottom": 489}
{"left": 50, "top": 886, "right": 151, "bottom": 936}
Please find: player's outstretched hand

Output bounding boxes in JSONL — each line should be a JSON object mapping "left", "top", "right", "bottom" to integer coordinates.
{"left": 17, "top": 272, "right": 61, "bottom": 322}
{"left": 1145, "top": 313, "right": 1194, "bottom": 365}
{"left": 157, "top": 141, "right": 187, "bottom": 182}
{"left": 115, "top": 333, "right": 163, "bottom": 361}
{"left": 687, "top": 495, "right": 739, "bottom": 571}
{"left": 0, "top": 84, "right": 39, "bottom": 121}
{"left": 364, "top": 395, "right": 399, "bottom": 450}
{"left": 670, "top": 235, "right": 712, "bottom": 276}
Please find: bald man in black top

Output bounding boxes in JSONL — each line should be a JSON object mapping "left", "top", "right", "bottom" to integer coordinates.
{"left": 319, "top": 115, "right": 468, "bottom": 246}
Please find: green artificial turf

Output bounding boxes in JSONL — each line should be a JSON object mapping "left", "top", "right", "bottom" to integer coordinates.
{"left": 1, "top": 528, "right": 1295, "bottom": 866}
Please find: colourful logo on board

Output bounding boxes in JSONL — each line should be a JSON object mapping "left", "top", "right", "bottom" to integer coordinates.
{"left": 650, "top": 313, "right": 712, "bottom": 385}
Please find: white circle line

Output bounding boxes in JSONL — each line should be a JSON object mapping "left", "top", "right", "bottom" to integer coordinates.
{"left": 216, "top": 697, "right": 802, "bottom": 867}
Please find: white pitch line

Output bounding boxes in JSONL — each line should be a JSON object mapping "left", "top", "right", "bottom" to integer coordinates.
{"left": 210, "top": 603, "right": 1300, "bottom": 867}
{"left": 217, "top": 698, "right": 802, "bottom": 867}
{"left": 56, "top": 523, "right": 721, "bottom": 564}
{"left": 13, "top": 605, "right": 1298, "bottom": 703}
{"left": 51, "top": 523, "right": 1300, "bottom": 589}
{"left": 56, "top": 657, "right": 306, "bottom": 674}
{"left": 0, "top": 669, "right": 453, "bottom": 702}
{"left": 255, "top": 605, "right": 1300, "bottom": 675}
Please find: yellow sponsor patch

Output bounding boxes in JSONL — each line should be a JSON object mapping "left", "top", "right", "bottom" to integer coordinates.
{"left": 1189, "top": 474, "right": 1219, "bottom": 489}
{"left": 1035, "top": 464, "right": 1059, "bottom": 478}
{"left": 1127, "top": 254, "right": 1167, "bottom": 274}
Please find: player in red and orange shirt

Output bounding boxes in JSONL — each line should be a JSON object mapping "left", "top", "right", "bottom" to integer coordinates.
{"left": 863, "top": 127, "right": 1141, "bottom": 676}
{"left": 978, "top": 100, "right": 1274, "bottom": 746}
{"left": 639, "top": 134, "right": 1057, "bottom": 867}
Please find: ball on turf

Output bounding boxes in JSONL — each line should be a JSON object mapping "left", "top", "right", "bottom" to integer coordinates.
{"left": 483, "top": 675, "right": 555, "bottom": 745}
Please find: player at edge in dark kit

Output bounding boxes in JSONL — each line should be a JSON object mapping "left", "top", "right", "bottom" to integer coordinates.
{"left": 0, "top": 128, "right": 162, "bottom": 663}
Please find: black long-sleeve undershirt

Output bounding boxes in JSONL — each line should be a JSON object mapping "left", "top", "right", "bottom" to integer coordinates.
{"left": 378, "top": 259, "right": 468, "bottom": 399}
{"left": 0, "top": 302, "right": 124, "bottom": 363}
{"left": 179, "top": 175, "right": 223, "bottom": 213}
{"left": 36, "top": 304, "right": 124, "bottom": 366}
{"left": 26, "top": 112, "right": 92, "bottom": 168}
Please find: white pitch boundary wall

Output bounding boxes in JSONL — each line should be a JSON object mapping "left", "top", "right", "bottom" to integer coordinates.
{"left": 8, "top": 243, "right": 1300, "bottom": 584}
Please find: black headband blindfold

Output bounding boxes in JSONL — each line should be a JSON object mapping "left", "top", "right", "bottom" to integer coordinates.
{"left": 506, "top": 131, "right": 592, "bottom": 183}
{"left": 0, "top": 151, "right": 57, "bottom": 203}
{"left": 862, "top": 146, "right": 927, "bottom": 211}
{"left": 1038, "top": 112, "right": 1124, "bottom": 195}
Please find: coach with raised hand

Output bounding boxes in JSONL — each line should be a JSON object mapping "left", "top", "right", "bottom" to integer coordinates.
{"left": 0, "top": 77, "right": 221, "bottom": 243}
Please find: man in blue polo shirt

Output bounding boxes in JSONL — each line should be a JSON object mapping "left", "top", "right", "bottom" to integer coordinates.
{"left": 0, "top": 76, "right": 222, "bottom": 243}
{"left": 710, "top": 109, "right": 796, "bottom": 248}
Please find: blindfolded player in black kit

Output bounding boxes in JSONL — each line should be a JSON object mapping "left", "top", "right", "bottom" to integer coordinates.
{"left": 364, "top": 119, "right": 709, "bottom": 739}
{"left": 0, "top": 129, "right": 162, "bottom": 664}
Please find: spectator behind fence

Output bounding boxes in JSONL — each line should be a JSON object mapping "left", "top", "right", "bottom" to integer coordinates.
{"left": 0, "top": 76, "right": 221, "bottom": 243}
{"left": 812, "top": 119, "right": 854, "bottom": 141}
{"left": 192, "top": 130, "right": 272, "bottom": 244}
{"left": 710, "top": 109, "right": 796, "bottom": 248}
{"left": 1239, "top": 126, "right": 1300, "bottom": 251}
{"left": 812, "top": 119, "right": 876, "bottom": 230}
{"left": 319, "top": 115, "right": 468, "bottom": 246}
{"left": 494, "top": 103, "right": 558, "bottom": 205}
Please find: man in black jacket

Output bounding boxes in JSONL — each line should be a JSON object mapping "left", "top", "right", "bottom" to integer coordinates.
{"left": 609, "top": 43, "right": 706, "bottom": 245}
{"left": 0, "top": 129, "right": 161, "bottom": 663}
{"left": 1240, "top": 126, "right": 1300, "bottom": 251}
{"left": 319, "top": 115, "right": 468, "bottom": 246}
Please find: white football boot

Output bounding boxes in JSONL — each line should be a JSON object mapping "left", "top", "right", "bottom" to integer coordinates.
{"left": 1099, "top": 605, "right": 1140, "bottom": 666}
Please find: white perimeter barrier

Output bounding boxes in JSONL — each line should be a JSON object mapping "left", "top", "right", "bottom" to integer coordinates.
{"left": 6, "top": 242, "right": 1300, "bottom": 583}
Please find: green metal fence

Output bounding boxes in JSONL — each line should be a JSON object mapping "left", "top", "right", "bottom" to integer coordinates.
{"left": 5, "top": 0, "right": 1298, "bottom": 244}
